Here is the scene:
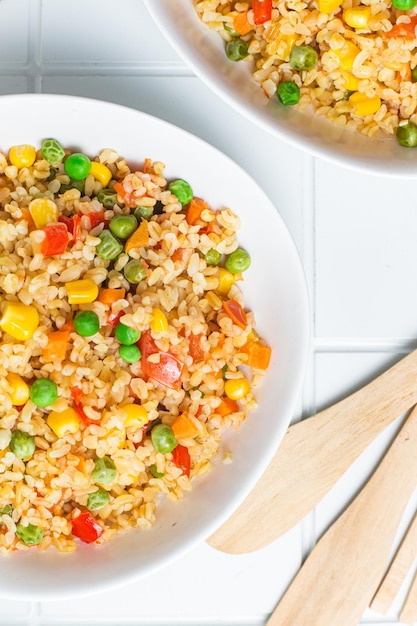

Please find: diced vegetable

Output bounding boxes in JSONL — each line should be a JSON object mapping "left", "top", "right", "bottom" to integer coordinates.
{"left": 73, "top": 310, "right": 100, "bottom": 337}
{"left": 66, "top": 278, "right": 99, "bottom": 305}
{"left": 226, "top": 39, "right": 250, "bottom": 61}
{"left": 90, "top": 161, "right": 112, "bottom": 186}
{"left": 125, "top": 219, "right": 149, "bottom": 253}
{"left": 10, "top": 430, "right": 35, "bottom": 459}
{"left": 47, "top": 408, "right": 80, "bottom": 438}
{"left": 6, "top": 373, "right": 30, "bottom": 406}
{"left": 225, "top": 248, "right": 251, "bottom": 273}
{"left": 88, "top": 211, "right": 106, "bottom": 229}
{"left": 28, "top": 197, "right": 58, "bottom": 229}
{"left": 223, "top": 299, "right": 248, "bottom": 329}
{"left": 172, "top": 444, "right": 191, "bottom": 477}
{"left": 8, "top": 144, "right": 36, "bottom": 168}
{"left": 98, "top": 288, "right": 126, "bottom": 306}
{"left": 30, "top": 378, "right": 58, "bottom": 407}
{"left": 115, "top": 322, "right": 141, "bottom": 345}
{"left": 119, "top": 344, "right": 142, "bottom": 363}
{"left": 172, "top": 413, "right": 200, "bottom": 440}
{"left": 96, "top": 230, "right": 123, "bottom": 260}
{"left": 41, "top": 139, "right": 65, "bottom": 163}
{"left": 151, "top": 424, "right": 177, "bottom": 454}
{"left": 387, "top": 16, "right": 417, "bottom": 38}
{"left": 241, "top": 341, "right": 272, "bottom": 369}
{"left": 87, "top": 489, "right": 110, "bottom": 511}
{"left": 289, "top": 45, "right": 318, "bottom": 71}
{"left": 109, "top": 214, "right": 138, "bottom": 239}
{"left": 189, "top": 333, "right": 205, "bottom": 361}
{"left": 168, "top": 179, "right": 193, "bottom": 205}
{"left": 71, "top": 510, "right": 104, "bottom": 543}
{"left": 343, "top": 6, "right": 371, "bottom": 29}
{"left": 277, "top": 81, "right": 301, "bottom": 105}
{"left": 229, "top": 10, "right": 253, "bottom": 35}
{"left": 70, "top": 386, "right": 96, "bottom": 426}
{"left": 253, "top": 0, "right": 273, "bottom": 24}
{"left": 224, "top": 377, "right": 251, "bottom": 400}
{"left": 64, "top": 153, "right": 92, "bottom": 180}
{"left": 186, "top": 197, "right": 210, "bottom": 225}
{"left": 0, "top": 302, "right": 39, "bottom": 341}
{"left": 150, "top": 308, "right": 168, "bottom": 333}
{"left": 123, "top": 404, "right": 148, "bottom": 428}
{"left": 123, "top": 259, "right": 147, "bottom": 284}
{"left": 139, "top": 330, "right": 184, "bottom": 390}
{"left": 42, "top": 330, "right": 70, "bottom": 361}
{"left": 40, "top": 223, "right": 70, "bottom": 257}
{"left": 217, "top": 397, "right": 239, "bottom": 416}
{"left": 16, "top": 522, "right": 44, "bottom": 546}
{"left": 91, "top": 456, "right": 117, "bottom": 484}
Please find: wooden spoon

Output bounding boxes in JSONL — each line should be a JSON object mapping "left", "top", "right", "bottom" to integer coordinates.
{"left": 207, "top": 348, "right": 417, "bottom": 553}
{"left": 267, "top": 403, "right": 417, "bottom": 626}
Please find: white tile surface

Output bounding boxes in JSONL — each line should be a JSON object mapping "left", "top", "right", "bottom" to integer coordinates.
{"left": 1, "top": 0, "right": 416, "bottom": 624}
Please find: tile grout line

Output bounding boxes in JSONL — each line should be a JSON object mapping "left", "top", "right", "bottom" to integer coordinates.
{"left": 298, "top": 153, "right": 318, "bottom": 561}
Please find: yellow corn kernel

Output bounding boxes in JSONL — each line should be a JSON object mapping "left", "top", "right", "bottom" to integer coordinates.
{"left": 150, "top": 308, "right": 168, "bottom": 332}
{"left": 8, "top": 144, "right": 37, "bottom": 169}
{"left": 343, "top": 6, "right": 371, "bottom": 29}
{"left": 65, "top": 278, "right": 99, "bottom": 304}
{"left": 349, "top": 91, "right": 381, "bottom": 116}
{"left": 271, "top": 33, "right": 297, "bottom": 61}
{"left": 47, "top": 408, "right": 80, "bottom": 438}
{"left": 123, "top": 404, "right": 149, "bottom": 429}
{"left": 224, "top": 377, "right": 251, "bottom": 400}
{"left": 6, "top": 373, "right": 30, "bottom": 406}
{"left": 28, "top": 197, "right": 58, "bottom": 229}
{"left": 217, "top": 268, "right": 236, "bottom": 295}
{"left": 318, "top": 0, "right": 343, "bottom": 13}
{"left": 333, "top": 40, "right": 360, "bottom": 70}
{"left": 0, "top": 302, "right": 39, "bottom": 341}
{"left": 341, "top": 71, "right": 359, "bottom": 91}
{"left": 90, "top": 161, "right": 112, "bottom": 187}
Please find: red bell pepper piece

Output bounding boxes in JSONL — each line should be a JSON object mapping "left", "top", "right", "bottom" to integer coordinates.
{"left": 386, "top": 16, "right": 417, "bottom": 39}
{"left": 107, "top": 310, "right": 124, "bottom": 328}
{"left": 69, "top": 386, "right": 95, "bottom": 426}
{"left": 189, "top": 333, "right": 205, "bottom": 362}
{"left": 40, "top": 223, "right": 70, "bottom": 257}
{"left": 222, "top": 299, "right": 248, "bottom": 329}
{"left": 172, "top": 444, "right": 191, "bottom": 477}
{"left": 113, "top": 181, "right": 137, "bottom": 209}
{"left": 253, "top": 0, "right": 272, "bottom": 24}
{"left": 71, "top": 510, "right": 104, "bottom": 543}
{"left": 58, "top": 215, "right": 82, "bottom": 242}
{"left": 139, "top": 330, "right": 184, "bottom": 390}
{"left": 88, "top": 211, "right": 106, "bottom": 229}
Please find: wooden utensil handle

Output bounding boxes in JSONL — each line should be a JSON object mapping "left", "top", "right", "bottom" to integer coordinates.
{"left": 267, "top": 404, "right": 417, "bottom": 626}
{"left": 208, "top": 348, "right": 417, "bottom": 553}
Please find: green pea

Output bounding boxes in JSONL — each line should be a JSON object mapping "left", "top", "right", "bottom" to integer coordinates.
{"left": 204, "top": 249, "right": 222, "bottom": 266}
{"left": 396, "top": 121, "right": 417, "bottom": 148}
{"left": 119, "top": 344, "right": 142, "bottom": 364}
{"left": 151, "top": 424, "right": 177, "bottom": 454}
{"left": 0, "top": 504, "right": 12, "bottom": 516}
{"left": 225, "top": 39, "right": 249, "bottom": 62}
{"left": 115, "top": 322, "right": 141, "bottom": 345}
{"left": 168, "top": 179, "right": 193, "bottom": 205}
{"left": 97, "top": 188, "right": 118, "bottom": 210}
{"left": 9, "top": 430, "right": 35, "bottom": 459}
{"left": 412, "top": 66, "right": 417, "bottom": 83}
{"left": 109, "top": 214, "right": 138, "bottom": 239}
{"left": 30, "top": 378, "right": 58, "bottom": 408}
{"left": 96, "top": 230, "right": 123, "bottom": 260}
{"left": 134, "top": 206, "right": 154, "bottom": 221}
{"left": 16, "top": 522, "right": 44, "bottom": 546}
{"left": 225, "top": 248, "right": 251, "bottom": 273}
{"left": 392, "top": 0, "right": 415, "bottom": 8}
{"left": 289, "top": 45, "right": 318, "bottom": 71}
{"left": 74, "top": 310, "right": 100, "bottom": 337}
{"left": 149, "top": 464, "right": 164, "bottom": 478}
{"left": 41, "top": 139, "right": 66, "bottom": 163}
{"left": 59, "top": 178, "right": 85, "bottom": 194}
{"left": 91, "top": 456, "right": 117, "bottom": 484}
{"left": 277, "top": 81, "right": 301, "bottom": 106}
{"left": 123, "top": 259, "right": 147, "bottom": 284}
{"left": 87, "top": 489, "right": 110, "bottom": 511}
{"left": 64, "top": 153, "right": 92, "bottom": 180}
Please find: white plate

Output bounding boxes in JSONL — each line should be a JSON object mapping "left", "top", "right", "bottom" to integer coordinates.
{"left": 145, "top": 0, "right": 417, "bottom": 178}
{"left": 0, "top": 93, "right": 309, "bottom": 600}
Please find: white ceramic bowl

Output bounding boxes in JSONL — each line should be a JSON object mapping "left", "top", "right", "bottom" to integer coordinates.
{"left": 145, "top": 0, "right": 417, "bottom": 178}
{"left": 0, "top": 93, "right": 309, "bottom": 600}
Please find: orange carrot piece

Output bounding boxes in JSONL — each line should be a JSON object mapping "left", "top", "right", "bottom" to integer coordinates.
{"left": 189, "top": 333, "right": 205, "bottom": 361}
{"left": 98, "top": 288, "right": 126, "bottom": 306}
{"left": 60, "top": 320, "right": 75, "bottom": 334}
{"left": 186, "top": 197, "right": 210, "bottom": 225}
{"left": 241, "top": 342, "right": 272, "bottom": 370}
{"left": 125, "top": 219, "right": 149, "bottom": 253}
{"left": 223, "top": 299, "right": 248, "bottom": 329}
{"left": 17, "top": 207, "right": 35, "bottom": 228}
{"left": 42, "top": 331, "right": 70, "bottom": 361}
{"left": 171, "top": 247, "right": 193, "bottom": 263}
{"left": 172, "top": 413, "right": 200, "bottom": 440}
{"left": 386, "top": 16, "right": 417, "bottom": 39}
{"left": 232, "top": 10, "right": 254, "bottom": 35}
{"left": 217, "top": 397, "right": 239, "bottom": 417}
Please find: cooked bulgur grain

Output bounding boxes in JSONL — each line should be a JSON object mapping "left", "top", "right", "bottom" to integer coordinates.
{"left": 0, "top": 140, "right": 271, "bottom": 552}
